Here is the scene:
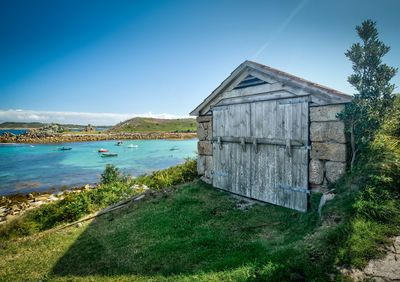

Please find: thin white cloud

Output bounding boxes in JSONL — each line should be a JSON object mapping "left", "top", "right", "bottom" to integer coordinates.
{"left": 0, "top": 109, "right": 191, "bottom": 126}
{"left": 251, "top": 0, "right": 309, "bottom": 59}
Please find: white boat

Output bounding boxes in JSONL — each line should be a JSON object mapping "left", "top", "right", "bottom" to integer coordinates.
{"left": 127, "top": 144, "right": 138, "bottom": 148}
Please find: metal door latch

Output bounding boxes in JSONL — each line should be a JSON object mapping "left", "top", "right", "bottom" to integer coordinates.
{"left": 253, "top": 137, "right": 258, "bottom": 154}
{"left": 285, "top": 138, "right": 292, "bottom": 157}
{"left": 217, "top": 137, "right": 223, "bottom": 150}
{"left": 240, "top": 137, "right": 246, "bottom": 152}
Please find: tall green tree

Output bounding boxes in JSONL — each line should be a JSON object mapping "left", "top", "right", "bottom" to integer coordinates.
{"left": 338, "top": 20, "right": 397, "bottom": 168}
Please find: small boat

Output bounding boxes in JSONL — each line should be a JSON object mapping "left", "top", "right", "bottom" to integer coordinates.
{"left": 101, "top": 153, "right": 118, "bottom": 157}
{"left": 127, "top": 144, "right": 138, "bottom": 148}
{"left": 59, "top": 147, "right": 72, "bottom": 151}
{"left": 169, "top": 146, "right": 179, "bottom": 151}
{"left": 98, "top": 148, "right": 109, "bottom": 153}
{"left": 116, "top": 141, "right": 123, "bottom": 146}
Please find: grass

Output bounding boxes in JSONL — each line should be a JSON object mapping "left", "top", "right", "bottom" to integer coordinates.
{"left": 109, "top": 117, "right": 197, "bottom": 133}
{"left": 0, "top": 181, "right": 323, "bottom": 281}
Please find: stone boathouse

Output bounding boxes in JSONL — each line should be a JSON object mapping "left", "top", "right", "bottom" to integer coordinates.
{"left": 190, "top": 61, "right": 351, "bottom": 211}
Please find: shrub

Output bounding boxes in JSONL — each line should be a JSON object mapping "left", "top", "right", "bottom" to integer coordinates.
{"left": 101, "top": 164, "right": 121, "bottom": 184}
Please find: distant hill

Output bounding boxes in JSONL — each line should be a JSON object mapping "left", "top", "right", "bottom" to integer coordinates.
{"left": 0, "top": 122, "right": 47, "bottom": 129}
{"left": 0, "top": 122, "right": 111, "bottom": 130}
{"left": 109, "top": 117, "right": 197, "bottom": 133}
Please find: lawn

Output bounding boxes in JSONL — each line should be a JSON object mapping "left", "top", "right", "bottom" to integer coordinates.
{"left": 0, "top": 181, "right": 322, "bottom": 281}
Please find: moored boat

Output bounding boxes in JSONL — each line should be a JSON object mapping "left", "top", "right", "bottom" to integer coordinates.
{"left": 127, "top": 144, "right": 138, "bottom": 148}
{"left": 59, "top": 147, "right": 72, "bottom": 151}
{"left": 101, "top": 153, "right": 118, "bottom": 157}
{"left": 98, "top": 148, "right": 109, "bottom": 152}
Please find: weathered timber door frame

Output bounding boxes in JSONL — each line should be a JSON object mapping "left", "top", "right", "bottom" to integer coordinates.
{"left": 211, "top": 95, "right": 310, "bottom": 211}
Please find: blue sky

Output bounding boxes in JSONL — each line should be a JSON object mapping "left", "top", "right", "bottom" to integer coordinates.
{"left": 0, "top": 0, "right": 399, "bottom": 125}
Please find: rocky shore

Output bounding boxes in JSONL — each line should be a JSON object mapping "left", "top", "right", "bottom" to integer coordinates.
{"left": 0, "top": 131, "right": 196, "bottom": 144}
{"left": 0, "top": 184, "right": 95, "bottom": 224}
{"left": 0, "top": 183, "right": 149, "bottom": 224}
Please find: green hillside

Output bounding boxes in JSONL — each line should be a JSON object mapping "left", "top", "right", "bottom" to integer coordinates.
{"left": 0, "top": 122, "right": 46, "bottom": 129}
{"left": 109, "top": 117, "right": 197, "bottom": 133}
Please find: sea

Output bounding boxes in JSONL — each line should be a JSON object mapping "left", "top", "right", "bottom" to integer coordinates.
{"left": 0, "top": 139, "right": 197, "bottom": 195}
{"left": 0, "top": 129, "right": 28, "bottom": 135}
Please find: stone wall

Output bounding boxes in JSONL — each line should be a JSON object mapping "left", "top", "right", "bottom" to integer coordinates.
{"left": 196, "top": 115, "right": 213, "bottom": 184}
{"left": 309, "top": 104, "right": 348, "bottom": 191}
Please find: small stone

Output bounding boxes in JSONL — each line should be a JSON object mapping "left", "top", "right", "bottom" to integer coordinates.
{"left": 30, "top": 201, "right": 44, "bottom": 207}
{"left": 27, "top": 193, "right": 34, "bottom": 199}
{"left": 310, "top": 121, "right": 346, "bottom": 143}
{"left": 76, "top": 222, "right": 83, "bottom": 228}
{"left": 310, "top": 104, "right": 345, "bottom": 122}
{"left": 311, "top": 142, "right": 347, "bottom": 162}
{"left": 48, "top": 195, "right": 58, "bottom": 202}
{"left": 325, "top": 162, "right": 346, "bottom": 183}
{"left": 11, "top": 204, "right": 20, "bottom": 212}
{"left": 197, "top": 141, "right": 212, "bottom": 156}
{"left": 309, "top": 159, "right": 324, "bottom": 185}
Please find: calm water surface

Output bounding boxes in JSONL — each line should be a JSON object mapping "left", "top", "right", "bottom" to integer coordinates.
{"left": 0, "top": 129, "right": 28, "bottom": 135}
{"left": 0, "top": 139, "right": 197, "bottom": 195}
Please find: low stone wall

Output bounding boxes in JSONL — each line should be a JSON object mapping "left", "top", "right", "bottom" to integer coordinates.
{"left": 196, "top": 115, "right": 213, "bottom": 184}
{"left": 309, "top": 104, "right": 348, "bottom": 191}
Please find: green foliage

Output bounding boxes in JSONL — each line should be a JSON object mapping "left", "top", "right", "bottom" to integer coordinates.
{"left": 338, "top": 20, "right": 397, "bottom": 167}
{"left": 101, "top": 164, "right": 122, "bottom": 184}
{"left": 0, "top": 159, "right": 197, "bottom": 240}
{"left": 135, "top": 158, "right": 197, "bottom": 189}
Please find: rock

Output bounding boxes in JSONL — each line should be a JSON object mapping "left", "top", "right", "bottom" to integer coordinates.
{"left": 197, "top": 121, "right": 212, "bottom": 141}
{"left": 197, "top": 155, "right": 206, "bottom": 175}
{"left": 197, "top": 141, "right": 212, "bottom": 156}
{"left": 364, "top": 252, "right": 400, "bottom": 281}
{"left": 131, "top": 184, "right": 149, "bottom": 191}
{"left": 30, "top": 201, "right": 44, "bottom": 207}
{"left": 76, "top": 222, "right": 83, "bottom": 228}
{"left": 11, "top": 204, "right": 20, "bottom": 212}
{"left": 5, "top": 214, "right": 15, "bottom": 221}
{"left": 84, "top": 184, "right": 91, "bottom": 190}
{"left": 34, "top": 195, "right": 50, "bottom": 202}
{"left": 309, "top": 159, "right": 324, "bottom": 185}
{"left": 310, "top": 121, "right": 346, "bottom": 143}
{"left": 325, "top": 162, "right": 346, "bottom": 183}
{"left": 318, "top": 193, "right": 335, "bottom": 216}
{"left": 27, "top": 193, "right": 34, "bottom": 199}
{"left": 197, "top": 155, "right": 213, "bottom": 178}
{"left": 196, "top": 115, "right": 212, "bottom": 123}
{"left": 204, "top": 156, "right": 213, "bottom": 180}
{"left": 311, "top": 142, "right": 347, "bottom": 162}
{"left": 48, "top": 195, "right": 58, "bottom": 202}
{"left": 310, "top": 104, "right": 345, "bottom": 122}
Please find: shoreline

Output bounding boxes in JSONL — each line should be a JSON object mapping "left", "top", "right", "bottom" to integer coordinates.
{"left": 0, "top": 183, "right": 99, "bottom": 223}
{"left": 0, "top": 131, "right": 197, "bottom": 144}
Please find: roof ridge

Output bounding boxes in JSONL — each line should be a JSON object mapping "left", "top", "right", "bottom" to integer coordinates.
{"left": 245, "top": 60, "right": 351, "bottom": 98}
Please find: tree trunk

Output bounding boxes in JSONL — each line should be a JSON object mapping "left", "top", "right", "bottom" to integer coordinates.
{"left": 350, "top": 121, "right": 357, "bottom": 170}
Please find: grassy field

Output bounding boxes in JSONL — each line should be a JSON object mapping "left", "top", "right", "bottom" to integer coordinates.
{"left": 109, "top": 117, "right": 197, "bottom": 133}
{"left": 0, "top": 181, "right": 323, "bottom": 281}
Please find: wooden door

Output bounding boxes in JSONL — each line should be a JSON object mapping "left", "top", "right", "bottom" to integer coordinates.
{"left": 212, "top": 96, "right": 309, "bottom": 211}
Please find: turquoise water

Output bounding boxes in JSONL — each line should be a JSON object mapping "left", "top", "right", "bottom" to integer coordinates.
{"left": 0, "top": 129, "right": 28, "bottom": 135}
{"left": 0, "top": 139, "right": 197, "bottom": 195}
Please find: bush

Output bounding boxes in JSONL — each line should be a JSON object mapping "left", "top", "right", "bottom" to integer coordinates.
{"left": 135, "top": 158, "right": 197, "bottom": 189}
{"left": 101, "top": 164, "right": 121, "bottom": 184}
